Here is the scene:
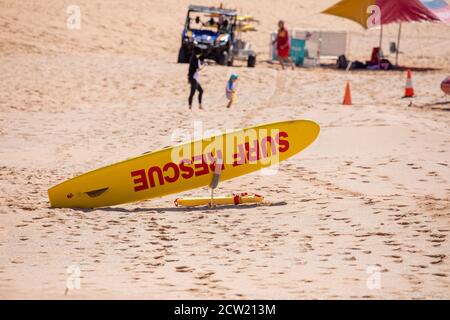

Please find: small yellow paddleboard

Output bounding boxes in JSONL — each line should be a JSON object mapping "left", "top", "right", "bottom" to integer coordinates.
{"left": 236, "top": 24, "right": 257, "bottom": 32}
{"left": 48, "top": 119, "right": 320, "bottom": 208}
{"left": 175, "top": 193, "right": 263, "bottom": 207}
{"left": 237, "top": 15, "right": 258, "bottom": 22}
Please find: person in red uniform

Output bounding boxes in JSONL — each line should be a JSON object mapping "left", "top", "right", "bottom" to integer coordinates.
{"left": 273, "top": 20, "right": 294, "bottom": 70}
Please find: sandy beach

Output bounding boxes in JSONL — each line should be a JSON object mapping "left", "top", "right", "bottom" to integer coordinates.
{"left": 0, "top": 0, "right": 449, "bottom": 299}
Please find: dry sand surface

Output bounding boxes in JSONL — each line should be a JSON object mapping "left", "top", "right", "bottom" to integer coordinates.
{"left": 0, "top": 0, "right": 449, "bottom": 299}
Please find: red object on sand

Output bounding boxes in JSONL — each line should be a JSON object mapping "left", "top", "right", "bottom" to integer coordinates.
{"left": 404, "top": 69, "right": 414, "bottom": 98}
{"left": 343, "top": 81, "right": 352, "bottom": 105}
{"left": 369, "top": 47, "right": 381, "bottom": 65}
{"left": 441, "top": 76, "right": 450, "bottom": 95}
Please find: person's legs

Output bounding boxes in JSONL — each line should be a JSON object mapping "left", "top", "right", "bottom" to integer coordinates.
{"left": 278, "top": 56, "right": 285, "bottom": 69}
{"left": 286, "top": 57, "right": 295, "bottom": 70}
{"left": 225, "top": 92, "right": 232, "bottom": 108}
{"left": 188, "top": 79, "right": 196, "bottom": 109}
{"left": 280, "top": 56, "right": 294, "bottom": 70}
{"left": 197, "top": 83, "right": 203, "bottom": 109}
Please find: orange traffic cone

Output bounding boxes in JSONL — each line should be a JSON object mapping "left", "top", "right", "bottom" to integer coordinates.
{"left": 404, "top": 69, "right": 414, "bottom": 98}
{"left": 343, "top": 81, "right": 352, "bottom": 105}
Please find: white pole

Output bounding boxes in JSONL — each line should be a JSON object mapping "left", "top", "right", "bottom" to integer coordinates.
{"left": 395, "top": 23, "right": 402, "bottom": 67}
{"left": 379, "top": 24, "right": 383, "bottom": 50}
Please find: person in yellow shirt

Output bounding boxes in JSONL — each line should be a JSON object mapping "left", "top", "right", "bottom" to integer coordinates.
{"left": 225, "top": 74, "right": 238, "bottom": 108}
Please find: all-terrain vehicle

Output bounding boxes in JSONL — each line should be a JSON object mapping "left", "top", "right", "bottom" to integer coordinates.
{"left": 177, "top": 5, "right": 256, "bottom": 67}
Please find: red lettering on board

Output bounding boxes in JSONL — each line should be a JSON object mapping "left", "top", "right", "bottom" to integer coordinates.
{"left": 148, "top": 166, "right": 164, "bottom": 187}
{"left": 193, "top": 154, "right": 210, "bottom": 176}
{"left": 179, "top": 159, "right": 194, "bottom": 179}
{"left": 206, "top": 150, "right": 225, "bottom": 172}
{"left": 261, "top": 136, "right": 277, "bottom": 157}
{"left": 131, "top": 169, "right": 149, "bottom": 192}
{"left": 245, "top": 140, "right": 261, "bottom": 162}
{"left": 163, "top": 162, "right": 180, "bottom": 183}
{"left": 233, "top": 144, "right": 246, "bottom": 167}
{"left": 277, "top": 131, "right": 289, "bottom": 152}
{"left": 131, "top": 130, "right": 292, "bottom": 192}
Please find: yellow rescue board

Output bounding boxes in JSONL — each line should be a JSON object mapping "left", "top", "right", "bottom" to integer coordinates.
{"left": 175, "top": 193, "right": 264, "bottom": 207}
{"left": 48, "top": 120, "right": 320, "bottom": 208}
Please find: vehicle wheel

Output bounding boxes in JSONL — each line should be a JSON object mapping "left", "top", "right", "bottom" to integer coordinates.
{"left": 227, "top": 56, "right": 234, "bottom": 67}
{"left": 177, "top": 46, "right": 189, "bottom": 63}
{"left": 218, "top": 51, "right": 228, "bottom": 66}
{"left": 247, "top": 55, "right": 256, "bottom": 68}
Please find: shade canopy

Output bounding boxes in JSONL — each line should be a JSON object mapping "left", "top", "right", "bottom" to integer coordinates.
{"left": 420, "top": 0, "right": 450, "bottom": 24}
{"left": 322, "top": 0, "right": 449, "bottom": 29}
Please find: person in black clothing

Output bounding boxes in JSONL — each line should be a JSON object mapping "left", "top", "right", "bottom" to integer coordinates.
{"left": 188, "top": 47, "right": 205, "bottom": 110}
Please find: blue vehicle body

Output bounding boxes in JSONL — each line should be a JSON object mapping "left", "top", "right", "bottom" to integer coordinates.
{"left": 182, "top": 29, "right": 220, "bottom": 46}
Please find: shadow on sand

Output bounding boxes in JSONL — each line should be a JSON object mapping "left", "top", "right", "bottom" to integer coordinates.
{"left": 318, "top": 62, "right": 441, "bottom": 73}
{"left": 412, "top": 100, "right": 450, "bottom": 111}
{"left": 70, "top": 201, "right": 288, "bottom": 213}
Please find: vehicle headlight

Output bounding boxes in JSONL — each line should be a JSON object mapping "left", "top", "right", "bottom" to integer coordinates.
{"left": 216, "top": 35, "right": 228, "bottom": 46}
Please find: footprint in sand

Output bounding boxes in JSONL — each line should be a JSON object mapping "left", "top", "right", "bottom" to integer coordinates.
{"left": 425, "top": 254, "right": 445, "bottom": 264}
{"left": 176, "top": 266, "right": 194, "bottom": 273}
